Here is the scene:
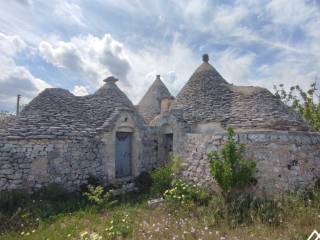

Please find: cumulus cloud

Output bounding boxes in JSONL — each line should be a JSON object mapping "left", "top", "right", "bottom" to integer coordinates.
{"left": 72, "top": 85, "right": 89, "bottom": 96}
{"left": 125, "top": 37, "right": 199, "bottom": 103}
{"left": 0, "top": 33, "right": 50, "bottom": 112}
{"left": 39, "top": 34, "right": 131, "bottom": 85}
{"left": 0, "top": 56, "right": 51, "bottom": 112}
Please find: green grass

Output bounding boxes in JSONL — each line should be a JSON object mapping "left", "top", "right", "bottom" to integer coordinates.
{"left": 0, "top": 186, "right": 320, "bottom": 240}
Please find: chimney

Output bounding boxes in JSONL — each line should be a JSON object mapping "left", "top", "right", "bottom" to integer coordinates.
{"left": 160, "top": 96, "right": 175, "bottom": 114}
{"left": 202, "top": 53, "right": 209, "bottom": 63}
{"left": 103, "top": 76, "right": 119, "bottom": 84}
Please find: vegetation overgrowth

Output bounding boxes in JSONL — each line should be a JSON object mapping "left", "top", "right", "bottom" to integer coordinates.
{"left": 0, "top": 140, "right": 319, "bottom": 239}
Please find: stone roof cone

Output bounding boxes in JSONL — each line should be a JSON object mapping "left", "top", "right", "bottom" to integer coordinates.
{"left": 137, "top": 75, "right": 173, "bottom": 123}
{"left": 0, "top": 76, "right": 143, "bottom": 138}
{"left": 171, "top": 54, "right": 309, "bottom": 130}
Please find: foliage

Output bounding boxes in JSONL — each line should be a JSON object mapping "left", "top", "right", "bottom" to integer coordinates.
{"left": 150, "top": 163, "right": 173, "bottom": 197}
{"left": 170, "top": 154, "right": 183, "bottom": 175}
{"left": 274, "top": 82, "right": 320, "bottom": 131}
{"left": 0, "top": 111, "right": 15, "bottom": 128}
{"left": 134, "top": 171, "right": 153, "bottom": 193}
{"left": 80, "top": 231, "right": 103, "bottom": 240}
{"left": 163, "top": 179, "right": 209, "bottom": 208}
{"left": 1, "top": 186, "right": 320, "bottom": 239}
{"left": 150, "top": 154, "right": 184, "bottom": 197}
{"left": 0, "top": 184, "right": 88, "bottom": 233}
{"left": 208, "top": 127, "right": 256, "bottom": 198}
{"left": 82, "top": 185, "right": 113, "bottom": 205}
{"left": 105, "top": 213, "right": 132, "bottom": 238}
{"left": 206, "top": 192, "right": 285, "bottom": 227}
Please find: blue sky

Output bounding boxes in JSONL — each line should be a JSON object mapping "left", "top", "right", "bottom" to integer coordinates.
{"left": 0, "top": 0, "right": 319, "bottom": 112}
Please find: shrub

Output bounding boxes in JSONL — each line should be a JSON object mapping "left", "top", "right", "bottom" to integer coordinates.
{"left": 82, "top": 185, "right": 113, "bottom": 205}
{"left": 163, "top": 179, "right": 210, "bottom": 208}
{"left": 134, "top": 171, "right": 152, "bottom": 193}
{"left": 171, "top": 154, "right": 183, "bottom": 175}
{"left": 150, "top": 164, "right": 173, "bottom": 197}
{"left": 105, "top": 213, "right": 132, "bottom": 238}
{"left": 208, "top": 127, "right": 256, "bottom": 199}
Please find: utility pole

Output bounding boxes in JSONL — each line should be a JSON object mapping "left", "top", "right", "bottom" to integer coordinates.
{"left": 16, "top": 94, "right": 21, "bottom": 116}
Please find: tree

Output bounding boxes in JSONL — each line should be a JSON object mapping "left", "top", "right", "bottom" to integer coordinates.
{"left": 0, "top": 111, "right": 15, "bottom": 128}
{"left": 208, "top": 127, "right": 256, "bottom": 200}
{"left": 274, "top": 82, "right": 320, "bottom": 131}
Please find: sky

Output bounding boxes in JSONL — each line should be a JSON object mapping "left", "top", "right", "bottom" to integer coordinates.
{"left": 0, "top": 0, "right": 319, "bottom": 112}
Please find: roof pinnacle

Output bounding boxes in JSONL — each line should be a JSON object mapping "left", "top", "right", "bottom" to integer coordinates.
{"left": 202, "top": 54, "right": 209, "bottom": 63}
{"left": 103, "top": 76, "right": 118, "bottom": 84}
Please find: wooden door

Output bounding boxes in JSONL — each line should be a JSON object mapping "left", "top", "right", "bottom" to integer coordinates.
{"left": 115, "top": 132, "right": 132, "bottom": 178}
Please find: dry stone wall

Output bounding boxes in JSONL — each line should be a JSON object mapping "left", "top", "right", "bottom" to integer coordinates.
{"left": 180, "top": 131, "right": 320, "bottom": 195}
{"left": 0, "top": 127, "right": 161, "bottom": 192}
{"left": 0, "top": 137, "right": 104, "bottom": 191}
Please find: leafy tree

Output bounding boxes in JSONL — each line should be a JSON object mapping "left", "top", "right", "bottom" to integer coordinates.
{"left": 274, "top": 82, "right": 320, "bottom": 131}
{"left": 208, "top": 127, "right": 256, "bottom": 200}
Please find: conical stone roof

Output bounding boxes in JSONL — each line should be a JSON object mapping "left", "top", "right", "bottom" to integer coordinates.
{"left": 138, "top": 75, "right": 173, "bottom": 123}
{"left": 171, "top": 54, "right": 309, "bottom": 131}
{"left": 0, "top": 76, "right": 143, "bottom": 139}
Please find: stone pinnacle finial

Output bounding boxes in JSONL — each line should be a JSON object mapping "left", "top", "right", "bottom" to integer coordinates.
{"left": 103, "top": 76, "right": 118, "bottom": 84}
{"left": 156, "top": 74, "right": 161, "bottom": 79}
{"left": 202, "top": 54, "right": 209, "bottom": 63}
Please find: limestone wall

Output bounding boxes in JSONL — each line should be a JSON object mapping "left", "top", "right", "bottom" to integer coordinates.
{"left": 0, "top": 127, "right": 160, "bottom": 192}
{"left": 179, "top": 131, "right": 320, "bottom": 195}
{"left": 0, "top": 137, "right": 104, "bottom": 191}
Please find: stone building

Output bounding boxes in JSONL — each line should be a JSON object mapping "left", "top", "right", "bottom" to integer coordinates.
{"left": 0, "top": 77, "right": 157, "bottom": 191}
{"left": 148, "top": 54, "right": 320, "bottom": 194}
{"left": 0, "top": 54, "right": 319, "bottom": 194}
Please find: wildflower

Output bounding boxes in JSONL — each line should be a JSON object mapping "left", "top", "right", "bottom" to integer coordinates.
{"left": 80, "top": 231, "right": 88, "bottom": 238}
{"left": 21, "top": 232, "right": 25, "bottom": 235}
{"left": 32, "top": 229, "right": 36, "bottom": 233}
{"left": 67, "top": 234, "right": 71, "bottom": 237}
{"left": 26, "top": 232, "right": 30, "bottom": 236}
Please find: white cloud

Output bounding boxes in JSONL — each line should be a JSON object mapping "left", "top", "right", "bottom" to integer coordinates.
{"left": 266, "top": 0, "right": 316, "bottom": 26}
{"left": 208, "top": 4, "right": 249, "bottom": 34}
{"left": 0, "top": 33, "right": 50, "bottom": 112}
{"left": 0, "top": 56, "right": 51, "bottom": 111}
{"left": 72, "top": 85, "right": 89, "bottom": 96}
{"left": 126, "top": 37, "right": 199, "bottom": 103}
{"left": 0, "top": 32, "right": 26, "bottom": 57}
{"left": 39, "top": 34, "right": 131, "bottom": 85}
{"left": 215, "top": 49, "right": 256, "bottom": 85}
{"left": 54, "top": 1, "right": 86, "bottom": 27}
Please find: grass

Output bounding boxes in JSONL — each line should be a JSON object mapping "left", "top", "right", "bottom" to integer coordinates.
{"left": 0, "top": 185, "right": 319, "bottom": 240}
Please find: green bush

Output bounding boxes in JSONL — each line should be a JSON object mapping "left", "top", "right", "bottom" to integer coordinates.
{"left": 163, "top": 179, "right": 210, "bottom": 208}
{"left": 150, "top": 164, "right": 173, "bottom": 197}
{"left": 82, "top": 185, "right": 113, "bottom": 205}
{"left": 208, "top": 127, "right": 256, "bottom": 199}
{"left": 105, "top": 212, "right": 132, "bottom": 238}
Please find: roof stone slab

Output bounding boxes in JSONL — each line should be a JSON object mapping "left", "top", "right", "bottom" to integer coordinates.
{"left": 170, "top": 55, "right": 309, "bottom": 131}
{"left": 0, "top": 78, "right": 144, "bottom": 139}
{"left": 137, "top": 75, "right": 173, "bottom": 123}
